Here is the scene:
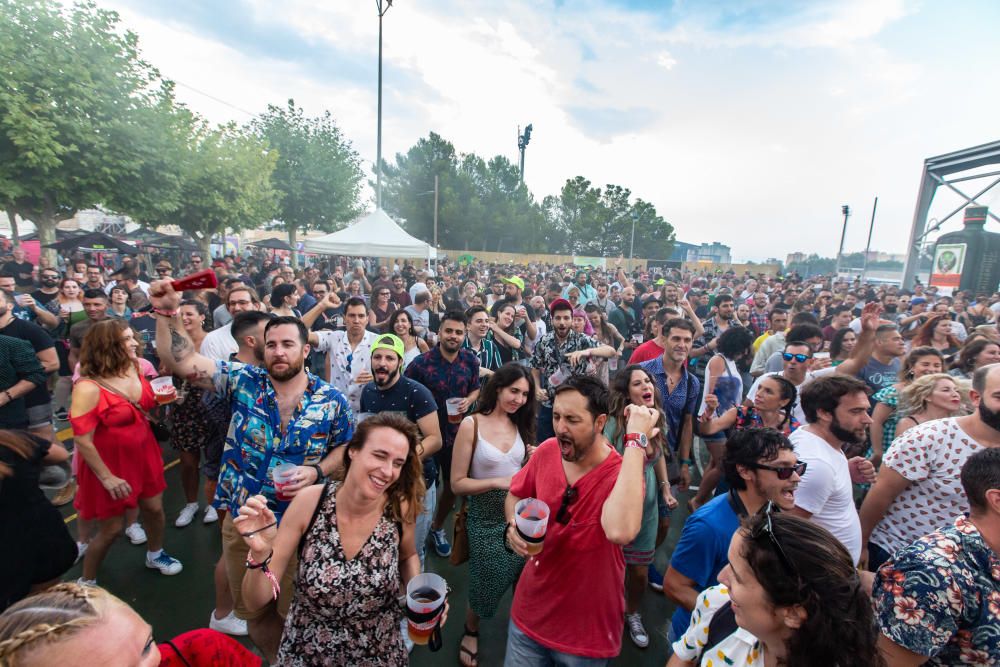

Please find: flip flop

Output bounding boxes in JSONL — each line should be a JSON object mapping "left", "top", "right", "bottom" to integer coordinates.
{"left": 458, "top": 624, "right": 479, "bottom": 667}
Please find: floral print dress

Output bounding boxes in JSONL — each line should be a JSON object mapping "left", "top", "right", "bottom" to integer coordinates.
{"left": 276, "top": 481, "right": 406, "bottom": 666}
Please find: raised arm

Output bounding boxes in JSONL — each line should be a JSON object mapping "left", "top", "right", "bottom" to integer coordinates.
{"left": 835, "top": 302, "right": 881, "bottom": 378}
{"left": 150, "top": 279, "right": 218, "bottom": 390}
{"left": 301, "top": 292, "right": 341, "bottom": 329}
{"left": 601, "top": 405, "right": 659, "bottom": 544}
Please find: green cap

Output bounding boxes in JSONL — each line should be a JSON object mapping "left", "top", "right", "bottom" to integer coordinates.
{"left": 502, "top": 276, "right": 525, "bottom": 291}
{"left": 371, "top": 333, "right": 405, "bottom": 360}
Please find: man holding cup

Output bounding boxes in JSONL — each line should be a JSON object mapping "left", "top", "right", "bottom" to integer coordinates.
{"left": 504, "top": 375, "right": 654, "bottom": 665}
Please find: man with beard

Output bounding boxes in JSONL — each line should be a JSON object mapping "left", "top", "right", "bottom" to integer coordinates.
{"left": 494, "top": 276, "right": 537, "bottom": 343}
{"left": 152, "top": 279, "right": 353, "bottom": 663}
{"left": 531, "top": 299, "right": 617, "bottom": 443}
{"left": 405, "top": 311, "right": 480, "bottom": 558}
{"left": 859, "top": 362, "right": 1000, "bottom": 571}
{"left": 0, "top": 273, "right": 58, "bottom": 328}
{"left": 663, "top": 428, "right": 805, "bottom": 645}
{"left": 31, "top": 266, "right": 62, "bottom": 311}
{"left": 790, "top": 375, "right": 877, "bottom": 564}
{"left": 305, "top": 295, "right": 376, "bottom": 412}
{"left": 503, "top": 375, "right": 656, "bottom": 664}
{"left": 690, "top": 293, "right": 739, "bottom": 380}
{"left": 360, "top": 333, "right": 442, "bottom": 565}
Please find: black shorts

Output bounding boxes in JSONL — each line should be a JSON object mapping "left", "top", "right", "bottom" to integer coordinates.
{"left": 435, "top": 446, "right": 454, "bottom": 487}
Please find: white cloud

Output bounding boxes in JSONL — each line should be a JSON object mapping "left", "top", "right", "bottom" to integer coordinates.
{"left": 656, "top": 51, "right": 678, "bottom": 70}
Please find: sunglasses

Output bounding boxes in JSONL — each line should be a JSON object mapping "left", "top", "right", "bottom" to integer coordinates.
{"left": 750, "top": 461, "right": 807, "bottom": 480}
{"left": 781, "top": 352, "right": 811, "bottom": 363}
{"left": 750, "top": 501, "right": 797, "bottom": 576}
{"left": 555, "top": 485, "right": 578, "bottom": 525}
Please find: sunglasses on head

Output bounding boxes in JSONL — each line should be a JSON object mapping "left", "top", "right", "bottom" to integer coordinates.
{"left": 750, "top": 501, "right": 797, "bottom": 576}
{"left": 782, "top": 352, "right": 810, "bottom": 363}
{"left": 749, "top": 460, "right": 807, "bottom": 480}
{"left": 555, "top": 485, "right": 578, "bottom": 525}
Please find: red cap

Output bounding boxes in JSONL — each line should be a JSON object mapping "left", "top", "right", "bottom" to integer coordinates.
{"left": 549, "top": 298, "right": 572, "bottom": 314}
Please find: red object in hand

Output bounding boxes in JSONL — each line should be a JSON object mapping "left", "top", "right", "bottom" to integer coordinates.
{"left": 170, "top": 269, "right": 218, "bottom": 292}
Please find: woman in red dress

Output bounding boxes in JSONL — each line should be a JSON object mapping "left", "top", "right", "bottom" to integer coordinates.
{"left": 70, "top": 319, "right": 182, "bottom": 585}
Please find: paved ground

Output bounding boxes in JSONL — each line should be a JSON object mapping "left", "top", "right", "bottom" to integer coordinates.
{"left": 52, "top": 425, "right": 696, "bottom": 666}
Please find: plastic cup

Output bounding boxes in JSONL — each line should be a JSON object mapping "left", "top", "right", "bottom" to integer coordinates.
{"left": 548, "top": 366, "right": 569, "bottom": 387}
{"left": 446, "top": 398, "right": 465, "bottom": 424}
{"left": 813, "top": 352, "right": 830, "bottom": 360}
{"left": 608, "top": 356, "right": 619, "bottom": 371}
{"left": 406, "top": 573, "right": 447, "bottom": 645}
{"left": 514, "top": 498, "right": 550, "bottom": 555}
{"left": 272, "top": 462, "right": 297, "bottom": 502}
{"left": 150, "top": 376, "right": 176, "bottom": 405}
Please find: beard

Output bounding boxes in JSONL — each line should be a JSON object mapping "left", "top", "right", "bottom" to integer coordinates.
{"left": 557, "top": 428, "right": 597, "bottom": 462}
{"left": 374, "top": 367, "right": 398, "bottom": 387}
{"left": 978, "top": 401, "right": 1000, "bottom": 433}
{"left": 267, "top": 356, "right": 304, "bottom": 381}
{"left": 884, "top": 304, "right": 898, "bottom": 313}
{"left": 830, "top": 415, "right": 866, "bottom": 445}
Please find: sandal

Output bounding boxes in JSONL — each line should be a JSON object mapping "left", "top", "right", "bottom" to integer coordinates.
{"left": 458, "top": 624, "right": 479, "bottom": 667}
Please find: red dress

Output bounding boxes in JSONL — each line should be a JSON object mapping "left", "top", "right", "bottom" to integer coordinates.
{"left": 70, "top": 378, "right": 167, "bottom": 520}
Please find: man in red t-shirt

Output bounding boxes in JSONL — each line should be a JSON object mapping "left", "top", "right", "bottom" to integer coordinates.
{"left": 504, "top": 375, "right": 657, "bottom": 664}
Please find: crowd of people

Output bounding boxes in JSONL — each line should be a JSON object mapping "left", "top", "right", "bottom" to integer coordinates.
{"left": 1, "top": 244, "right": 999, "bottom": 666}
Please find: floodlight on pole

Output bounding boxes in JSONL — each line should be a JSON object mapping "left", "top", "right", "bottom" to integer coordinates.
{"left": 834, "top": 204, "right": 851, "bottom": 278}
{"left": 375, "top": 0, "right": 393, "bottom": 210}
{"left": 518, "top": 123, "right": 533, "bottom": 182}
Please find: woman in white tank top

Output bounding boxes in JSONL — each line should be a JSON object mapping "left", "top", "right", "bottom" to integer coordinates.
{"left": 450, "top": 363, "right": 539, "bottom": 667}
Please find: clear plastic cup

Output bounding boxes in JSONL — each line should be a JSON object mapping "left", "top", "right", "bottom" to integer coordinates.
{"left": 446, "top": 398, "right": 464, "bottom": 424}
{"left": 272, "top": 462, "right": 297, "bottom": 502}
{"left": 405, "top": 573, "right": 447, "bottom": 645}
{"left": 514, "top": 498, "right": 550, "bottom": 555}
{"left": 150, "top": 376, "right": 176, "bottom": 405}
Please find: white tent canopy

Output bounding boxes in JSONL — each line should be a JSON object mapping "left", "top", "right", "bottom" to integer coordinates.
{"left": 303, "top": 209, "right": 438, "bottom": 259}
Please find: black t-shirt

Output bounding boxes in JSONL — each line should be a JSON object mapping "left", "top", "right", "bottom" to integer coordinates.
{"left": 30, "top": 289, "right": 60, "bottom": 307}
{"left": 0, "top": 318, "right": 53, "bottom": 408}
{"left": 129, "top": 312, "right": 160, "bottom": 366}
{"left": 360, "top": 375, "right": 438, "bottom": 485}
{"left": 2, "top": 261, "right": 34, "bottom": 287}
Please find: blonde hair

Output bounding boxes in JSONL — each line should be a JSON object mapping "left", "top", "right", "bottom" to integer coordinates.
{"left": 0, "top": 583, "right": 124, "bottom": 665}
{"left": 898, "top": 373, "right": 968, "bottom": 417}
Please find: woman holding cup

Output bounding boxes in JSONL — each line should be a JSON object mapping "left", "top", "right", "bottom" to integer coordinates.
{"left": 451, "top": 363, "right": 538, "bottom": 667}
{"left": 234, "top": 413, "right": 436, "bottom": 666}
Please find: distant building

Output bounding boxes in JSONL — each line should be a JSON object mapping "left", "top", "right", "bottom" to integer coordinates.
{"left": 786, "top": 252, "right": 808, "bottom": 266}
{"left": 687, "top": 242, "right": 731, "bottom": 264}
{"left": 669, "top": 241, "right": 699, "bottom": 263}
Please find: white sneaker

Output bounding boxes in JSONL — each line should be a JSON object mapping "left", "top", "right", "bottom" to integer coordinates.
{"left": 75, "top": 542, "right": 88, "bottom": 564}
{"left": 203, "top": 505, "right": 219, "bottom": 524}
{"left": 76, "top": 577, "right": 97, "bottom": 587}
{"left": 145, "top": 550, "right": 183, "bottom": 575}
{"left": 125, "top": 523, "right": 147, "bottom": 545}
{"left": 208, "top": 610, "right": 248, "bottom": 636}
{"left": 175, "top": 502, "right": 199, "bottom": 527}
{"left": 626, "top": 612, "right": 649, "bottom": 648}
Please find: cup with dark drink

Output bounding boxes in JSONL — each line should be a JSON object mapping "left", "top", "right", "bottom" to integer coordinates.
{"left": 272, "top": 462, "right": 297, "bottom": 502}
{"left": 405, "top": 572, "right": 447, "bottom": 649}
{"left": 514, "top": 498, "right": 550, "bottom": 555}
{"left": 150, "top": 376, "right": 176, "bottom": 405}
{"left": 445, "top": 398, "right": 465, "bottom": 424}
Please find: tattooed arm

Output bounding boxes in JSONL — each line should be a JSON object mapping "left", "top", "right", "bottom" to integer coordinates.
{"left": 151, "top": 280, "right": 219, "bottom": 390}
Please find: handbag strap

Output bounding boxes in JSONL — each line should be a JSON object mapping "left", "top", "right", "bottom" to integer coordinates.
{"left": 89, "top": 375, "right": 154, "bottom": 421}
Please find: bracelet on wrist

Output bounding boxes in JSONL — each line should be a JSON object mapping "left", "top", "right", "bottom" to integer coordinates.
{"left": 152, "top": 308, "right": 178, "bottom": 318}
{"left": 680, "top": 458, "right": 694, "bottom": 466}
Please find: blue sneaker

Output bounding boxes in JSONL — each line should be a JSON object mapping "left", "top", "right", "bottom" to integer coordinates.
{"left": 429, "top": 528, "right": 452, "bottom": 558}
{"left": 647, "top": 563, "right": 664, "bottom": 592}
{"left": 145, "top": 551, "right": 183, "bottom": 575}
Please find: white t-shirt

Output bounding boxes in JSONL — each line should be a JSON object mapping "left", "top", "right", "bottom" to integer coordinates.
{"left": 200, "top": 322, "right": 236, "bottom": 361}
{"left": 747, "top": 371, "right": 815, "bottom": 426}
{"left": 789, "top": 427, "right": 862, "bottom": 564}
{"left": 871, "top": 417, "right": 986, "bottom": 554}
{"left": 314, "top": 329, "right": 377, "bottom": 412}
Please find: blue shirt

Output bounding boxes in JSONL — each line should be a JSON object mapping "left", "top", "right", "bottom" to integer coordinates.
{"left": 639, "top": 355, "right": 700, "bottom": 452}
{"left": 210, "top": 361, "right": 354, "bottom": 520}
{"left": 669, "top": 492, "right": 742, "bottom": 638}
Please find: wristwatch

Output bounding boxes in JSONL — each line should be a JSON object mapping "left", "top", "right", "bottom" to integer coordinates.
{"left": 623, "top": 432, "right": 648, "bottom": 450}
{"left": 311, "top": 464, "right": 326, "bottom": 484}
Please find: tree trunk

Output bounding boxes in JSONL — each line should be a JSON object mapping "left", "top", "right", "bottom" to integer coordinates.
{"left": 288, "top": 226, "right": 298, "bottom": 268}
{"left": 199, "top": 233, "right": 212, "bottom": 264}
{"left": 36, "top": 213, "right": 57, "bottom": 269}
{"left": 5, "top": 209, "right": 19, "bottom": 244}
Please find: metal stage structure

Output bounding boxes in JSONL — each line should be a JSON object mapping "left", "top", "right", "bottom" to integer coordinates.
{"left": 902, "top": 139, "right": 1000, "bottom": 288}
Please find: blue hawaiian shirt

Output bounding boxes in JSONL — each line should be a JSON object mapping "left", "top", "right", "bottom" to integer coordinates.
{"left": 875, "top": 514, "right": 1000, "bottom": 666}
{"left": 210, "top": 361, "right": 353, "bottom": 520}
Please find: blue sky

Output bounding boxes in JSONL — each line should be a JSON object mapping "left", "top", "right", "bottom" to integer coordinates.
{"left": 102, "top": 0, "right": 1000, "bottom": 261}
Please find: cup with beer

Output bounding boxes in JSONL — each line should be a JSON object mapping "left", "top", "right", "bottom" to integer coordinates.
{"left": 445, "top": 397, "right": 465, "bottom": 424}
{"left": 514, "top": 498, "right": 550, "bottom": 555}
{"left": 150, "top": 376, "right": 177, "bottom": 405}
{"left": 405, "top": 572, "right": 447, "bottom": 650}
{"left": 272, "top": 462, "right": 297, "bottom": 502}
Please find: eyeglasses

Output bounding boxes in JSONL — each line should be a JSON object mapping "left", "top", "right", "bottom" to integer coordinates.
{"left": 750, "top": 501, "right": 797, "bottom": 576}
{"left": 781, "top": 352, "right": 811, "bottom": 363}
{"left": 555, "top": 485, "right": 578, "bottom": 524}
{"left": 749, "top": 461, "right": 807, "bottom": 480}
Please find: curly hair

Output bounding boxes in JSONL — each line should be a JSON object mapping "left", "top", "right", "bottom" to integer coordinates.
{"left": 715, "top": 326, "right": 756, "bottom": 361}
{"left": 607, "top": 365, "right": 668, "bottom": 460}
{"left": 336, "top": 412, "right": 426, "bottom": 524}
{"left": 78, "top": 319, "right": 134, "bottom": 379}
{"left": 0, "top": 583, "right": 124, "bottom": 665}
{"left": 740, "top": 512, "right": 884, "bottom": 666}
{"left": 911, "top": 314, "right": 961, "bottom": 349}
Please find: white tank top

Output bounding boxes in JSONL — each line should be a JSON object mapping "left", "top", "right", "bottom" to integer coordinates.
{"left": 469, "top": 421, "right": 525, "bottom": 480}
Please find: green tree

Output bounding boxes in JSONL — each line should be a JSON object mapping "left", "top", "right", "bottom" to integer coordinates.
{"left": 145, "top": 121, "right": 278, "bottom": 259}
{"left": 0, "top": 0, "right": 183, "bottom": 262}
{"left": 252, "top": 100, "right": 363, "bottom": 261}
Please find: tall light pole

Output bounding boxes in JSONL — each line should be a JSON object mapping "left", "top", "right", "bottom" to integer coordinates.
{"left": 860, "top": 196, "right": 878, "bottom": 283}
{"left": 834, "top": 204, "right": 850, "bottom": 278}
{"left": 375, "top": 0, "right": 393, "bottom": 210}
{"left": 628, "top": 211, "right": 637, "bottom": 271}
{"left": 518, "top": 124, "right": 532, "bottom": 182}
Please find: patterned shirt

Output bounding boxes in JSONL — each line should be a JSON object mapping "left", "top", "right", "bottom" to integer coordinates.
{"left": 530, "top": 330, "right": 598, "bottom": 406}
{"left": 314, "top": 329, "right": 378, "bottom": 412}
{"left": 404, "top": 346, "right": 479, "bottom": 449}
{"left": 639, "top": 355, "right": 700, "bottom": 452}
{"left": 875, "top": 515, "right": 1000, "bottom": 666}
{"left": 462, "top": 335, "right": 503, "bottom": 377}
{"left": 673, "top": 584, "right": 764, "bottom": 666}
{"left": 0, "top": 334, "right": 46, "bottom": 429}
{"left": 748, "top": 308, "right": 769, "bottom": 338}
{"left": 211, "top": 361, "right": 353, "bottom": 520}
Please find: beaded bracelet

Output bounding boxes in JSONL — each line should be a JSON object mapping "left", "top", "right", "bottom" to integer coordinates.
{"left": 246, "top": 550, "right": 280, "bottom": 601}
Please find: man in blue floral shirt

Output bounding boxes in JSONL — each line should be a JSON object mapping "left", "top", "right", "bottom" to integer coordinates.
{"left": 875, "top": 447, "right": 1000, "bottom": 666}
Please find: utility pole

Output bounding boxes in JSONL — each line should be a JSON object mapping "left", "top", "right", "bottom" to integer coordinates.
{"left": 628, "top": 211, "right": 637, "bottom": 272}
{"left": 518, "top": 124, "right": 533, "bottom": 182}
{"left": 433, "top": 174, "right": 439, "bottom": 271}
{"left": 375, "top": 0, "right": 392, "bottom": 209}
{"left": 834, "top": 204, "right": 851, "bottom": 278}
{"left": 861, "top": 197, "right": 878, "bottom": 283}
